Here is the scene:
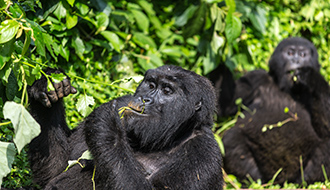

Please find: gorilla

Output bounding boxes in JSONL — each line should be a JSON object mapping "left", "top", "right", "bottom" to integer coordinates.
{"left": 27, "top": 65, "right": 223, "bottom": 189}
{"left": 216, "top": 37, "right": 330, "bottom": 184}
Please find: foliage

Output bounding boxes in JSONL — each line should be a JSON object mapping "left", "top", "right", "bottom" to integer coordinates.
{"left": 0, "top": 0, "right": 329, "bottom": 189}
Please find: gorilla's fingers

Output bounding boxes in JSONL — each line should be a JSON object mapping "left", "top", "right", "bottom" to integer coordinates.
{"left": 54, "top": 82, "right": 64, "bottom": 98}
{"left": 70, "top": 86, "right": 77, "bottom": 94}
{"left": 62, "top": 79, "right": 74, "bottom": 96}
{"left": 47, "top": 90, "right": 58, "bottom": 103}
{"left": 39, "top": 92, "right": 52, "bottom": 108}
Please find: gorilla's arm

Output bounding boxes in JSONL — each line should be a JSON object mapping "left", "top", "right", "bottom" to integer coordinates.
{"left": 84, "top": 97, "right": 153, "bottom": 190}
{"left": 293, "top": 67, "right": 330, "bottom": 137}
{"left": 27, "top": 68, "right": 77, "bottom": 187}
{"left": 149, "top": 130, "right": 223, "bottom": 190}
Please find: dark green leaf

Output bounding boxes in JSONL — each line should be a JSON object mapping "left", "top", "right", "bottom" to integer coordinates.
{"left": 175, "top": 5, "right": 198, "bottom": 27}
{"left": 182, "top": 2, "right": 207, "bottom": 39}
{"left": 0, "top": 38, "right": 15, "bottom": 68}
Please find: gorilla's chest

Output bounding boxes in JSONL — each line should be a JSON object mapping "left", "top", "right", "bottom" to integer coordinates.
{"left": 135, "top": 152, "right": 170, "bottom": 178}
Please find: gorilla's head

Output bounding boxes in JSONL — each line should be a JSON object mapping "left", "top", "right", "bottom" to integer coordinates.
{"left": 268, "top": 37, "right": 319, "bottom": 92}
{"left": 121, "top": 65, "right": 216, "bottom": 151}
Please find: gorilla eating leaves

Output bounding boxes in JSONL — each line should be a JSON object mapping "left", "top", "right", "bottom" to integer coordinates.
{"left": 27, "top": 65, "right": 223, "bottom": 189}
{"left": 218, "top": 37, "right": 330, "bottom": 184}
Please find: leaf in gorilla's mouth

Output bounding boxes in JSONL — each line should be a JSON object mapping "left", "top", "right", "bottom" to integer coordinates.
{"left": 118, "top": 102, "right": 145, "bottom": 119}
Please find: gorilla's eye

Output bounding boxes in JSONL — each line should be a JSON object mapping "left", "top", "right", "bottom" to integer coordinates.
{"left": 149, "top": 82, "right": 156, "bottom": 89}
{"left": 163, "top": 87, "right": 173, "bottom": 95}
{"left": 287, "top": 51, "right": 294, "bottom": 56}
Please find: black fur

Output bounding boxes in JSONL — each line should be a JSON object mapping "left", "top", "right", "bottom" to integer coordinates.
{"left": 215, "top": 37, "right": 330, "bottom": 184}
{"left": 28, "top": 65, "right": 223, "bottom": 189}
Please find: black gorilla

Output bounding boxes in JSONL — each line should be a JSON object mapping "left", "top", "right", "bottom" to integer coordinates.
{"left": 215, "top": 37, "right": 330, "bottom": 184}
{"left": 27, "top": 65, "right": 223, "bottom": 189}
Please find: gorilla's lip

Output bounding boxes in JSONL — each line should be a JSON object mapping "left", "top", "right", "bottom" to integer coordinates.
{"left": 126, "top": 102, "right": 148, "bottom": 116}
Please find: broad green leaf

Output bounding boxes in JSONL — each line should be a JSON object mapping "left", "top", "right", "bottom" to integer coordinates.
{"left": 76, "top": 2, "right": 90, "bottom": 15}
{"left": 77, "top": 94, "right": 95, "bottom": 117}
{"left": 131, "top": 9, "right": 149, "bottom": 34}
{"left": 132, "top": 32, "right": 156, "bottom": 50}
{"left": 100, "top": 31, "right": 121, "bottom": 52}
{"left": 0, "top": 142, "right": 16, "bottom": 185}
{"left": 160, "top": 46, "right": 182, "bottom": 57}
{"left": 95, "top": 12, "right": 109, "bottom": 34}
{"left": 225, "top": 0, "right": 236, "bottom": 14}
{"left": 53, "top": 1, "right": 66, "bottom": 20}
{"left": 3, "top": 101, "right": 41, "bottom": 154}
{"left": 0, "top": 20, "right": 20, "bottom": 44}
{"left": 66, "top": 13, "right": 78, "bottom": 29}
{"left": 249, "top": 6, "right": 267, "bottom": 34}
{"left": 6, "top": 72, "right": 19, "bottom": 101}
{"left": 50, "top": 73, "right": 67, "bottom": 83}
{"left": 225, "top": 13, "right": 242, "bottom": 44}
{"left": 202, "top": 44, "right": 216, "bottom": 75}
{"left": 175, "top": 5, "right": 198, "bottom": 27}
{"left": 72, "top": 35, "right": 85, "bottom": 57}
{"left": 26, "top": 19, "right": 46, "bottom": 57}
{"left": 211, "top": 32, "right": 224, "bottom": 53}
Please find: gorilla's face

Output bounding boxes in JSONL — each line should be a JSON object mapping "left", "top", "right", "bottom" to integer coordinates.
{"left": 282, "top": 45, "right": 313, "bottom": 73}
{"left": 121, "top": 66, "right": 199, "bottom": 150}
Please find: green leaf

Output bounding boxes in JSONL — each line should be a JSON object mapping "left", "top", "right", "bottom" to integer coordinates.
{"left": 66, "top": 13, "right": 78, "bottom": 29}
{"left": 3, "top": 101, "right": 41, "bottom": 154}
{"left": 131, "top": 9, "right": 149, "bottom": 34}
{"left": 76, "top": 94, "right": 95, "bottom": 117}
{"left": 182, "top": 3, "right": 207, "bottom": 39}
{"left": 72, "top": 35, "right": 85, "bottom": 57}
{"left": 76, "top": 2, "right": 90, "bottom": 15}
{"left": 132, "top": 32, "right": 156, "bottom": 50}
{"left": 0, "top": 142, "right": 16, "bottom": 185}
{"left": 225, "top": 0, "right": 236, "bottom": 14}
{"left": 26, "top": 19, "right": 46, "bottom": 57}
{"left": 0, "top": 38, "right": 15, "bottom": 68}
{"left": 21, "top": 30, "right": 32, "bottom": 58}
{"left": 50, "top": 73, "right": 67, "bottom": 83}
{"left": 175, "top": 5, "right": 198, "bottom": 27}
{"left": 225, "top": 13, "right": 242, "bottom": 44}
{"left": 100, "top": 31, "right": 121, "bottom": 52}
{"left": 53, "top": 1, "right": 66, "bottom": 20}
{"left": 95, "top": 12, "right": 109, "bottom": 34}
{"left": 0, "top": 20, "right": 20, "bottom": 44}
{"left": 67, "top": 0, "right": 75, "bottom": 7}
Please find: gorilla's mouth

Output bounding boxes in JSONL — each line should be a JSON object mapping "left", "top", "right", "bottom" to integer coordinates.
{"left": 118, "top": 102, "right": 147, "bottom": 118}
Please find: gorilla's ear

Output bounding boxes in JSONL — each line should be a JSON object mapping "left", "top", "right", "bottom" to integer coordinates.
{"left": 195, "top": 100, "right": 202, "bottom": 111}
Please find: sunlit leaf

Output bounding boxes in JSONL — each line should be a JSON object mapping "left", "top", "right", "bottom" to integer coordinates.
{"left": 50, "top": 73, "right": 67, "bottom": 83}
{"left": 225, "top": 13, "right": 242, "bottom": 44}
{"left": 0, "top": 142, "right": 16, "bottom": 185}
{"left": 0, "top": 20, "right": 20, "bottom": 44}
{"left": 3, "top": 101, "right": 41, "bottom": 154}
{"left": 100, "top": 31, "right": 121, "bottom": 52}
{"left": 131, "top": 9, "right": 149, "bottom": 34}
{"left": 80, "top": 150, "right": 93, "bottom": 160}
{"left": 77, "top": 94, "right": 95, "bottom": 117}
{"left": 66, "top": 13, "right": 78, "bottom": 29}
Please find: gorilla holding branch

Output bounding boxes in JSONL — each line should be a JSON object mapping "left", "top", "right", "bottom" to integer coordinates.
{"left": 216, "top": 37, "right": 330, "bottom": 184}
{"left": 27, "top": 65, "right": 223, "bottom": 189}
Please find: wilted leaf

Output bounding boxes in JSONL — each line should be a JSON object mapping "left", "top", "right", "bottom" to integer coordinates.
{"left": 3, "top": 101, "right": 41, "bottom": 154}
{"left": 77, "top": 94, "right": 95, "bottom": 117}
{"left": 0, "top": 141, "right": 16, "bottom": 185}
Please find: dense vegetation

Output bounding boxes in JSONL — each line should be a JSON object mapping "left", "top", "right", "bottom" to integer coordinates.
{"left": 0, "top": 0, "right": 329, "bottom": 189}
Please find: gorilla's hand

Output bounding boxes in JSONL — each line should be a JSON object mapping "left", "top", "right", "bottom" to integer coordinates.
{"left": 28, "top": 69, "right": 77, "bottom": 108}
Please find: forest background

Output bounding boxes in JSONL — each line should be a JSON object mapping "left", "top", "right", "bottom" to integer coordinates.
{"left": 0, "top": 0, "right": 329, "bottom": 189}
